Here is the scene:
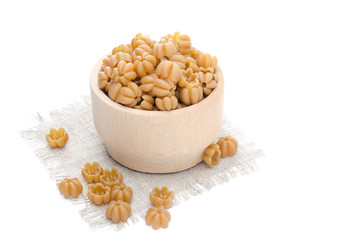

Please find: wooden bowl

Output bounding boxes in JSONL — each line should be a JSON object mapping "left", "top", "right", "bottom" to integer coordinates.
{"left": 90, "top": 58, "right": 224, "bottom": 173}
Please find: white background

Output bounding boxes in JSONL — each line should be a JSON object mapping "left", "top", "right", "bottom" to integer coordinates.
{"left": 1, "top": 0, "right": 361, "bottom": 239}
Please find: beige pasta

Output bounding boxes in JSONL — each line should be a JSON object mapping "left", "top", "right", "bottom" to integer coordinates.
{"left": 131, "top": 33, "right": 154, "bottom": 49}
{"left": 135, "top": 95, "right": 155, "bottom": 110}
{"left": 198, "top": 71, "right": 217, "bottom": 95}
{"left": 110, "top": 52, "right": 133, "bottom": 68}
{"left": 112, "top": 61, "right": 137, "bottom": 86}
{"left": 155, "top": 96, "right": 178, "bottom": 111}
{"left": 108, "top": 82, "right": 142, "bottom": 107}
{"left": 196, "top": 51, "right": 218, "bottom": 69}
{"left": 134, "top": 52, "right": 157, "bottom": 77}
{"left": 155, "top": 60, "right": 182, "bottom": 83}
{"left": 203, "top": 144, "right": 221, "bottom": 168}
{"left": 140, "top": 73, "right": 157, "bottom": 93}
{"left": 153, "top": 37, "right": 178, "bottom": 59}
{"left": 98, "top": 65, "right": 112, "bottom": 90}
{"left": 112, "top": 44, "right": 132, "bottom": 55}
{"left": 177, "top": 34, "right": 192, "bottom": 55}
{"left": 178, "top": 68, "right": 199, "bottom": 89}
{"left": 169, "top": 54, "right": 186, "bottom": 69}
{"left": 185, "top": 57, "right": 199, "bottom": 72}
{"left": 180, "top": 85, "right": 203, "bottom": 105}
{"left": 217, "top": 136, "right": 238, "bottom": 158}
{"left": 152, "top": 78, "right": 176, "bottom": 98}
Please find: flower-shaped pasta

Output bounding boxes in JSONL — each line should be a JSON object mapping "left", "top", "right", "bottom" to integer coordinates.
{"left": 106, "top": 200, "right": 131, "bottom": 224}
{"left": 178, "top": 34, "right": 192, "bottom": 55}
{"left": 198, "top": 71, "right": 217, "bottom": 95}
{"left": 145, "top": 207, "right": 171, "bottom": 230}
{"left": 155, "top": 96, "right": 178, "bottom": 111}
{"left": 152, "top": 78, "right": 176, "bottom": 98}
{"left": 98, "top": 65, "right": 112, "bottom": 90}
{"left": 87, "top": 183, "right": 111, "bottom": 205}
{"left": 149, "top": 186, "right": 174, "bottom": 208}
{"left": 100, "top": 168, "right": 123, "bottom": 188}
{"left": 109, "top": 52, "right": 133, "bottom": 68}
{"left": 203, "top": 144, "right": 221, "bottom": 168}
{"left": 179, "top": 85, "right": 203, "bottom": 105}
{"left": 133, "top": 52, "right": 157, "bottom": 77}
{"left": 169, "top": 54, "right": 186, "bottom": 69}
{"left": 153, "top": 37, "right": 178, "bottom": 59}
{"left": 108, "top": 82, "right": 142, "bottom": 108}
{"left": 217, "top": 136, "right": 238, "bottom": 158}
{"left": 45, "top": 128, "right": 69, "bottom": 148}
{"left": 133, "top": 44, "right": 153, "bottom": 57}
{"left": 185, "top": 57, "right": 199, "bottom": 72}
{"left": 178, "top": 68, "right": 199, "bottom": 89}
{"left": 110, "top": 184, "right": 133, "bottom": 203}
{"left": 112, "top": 44, "right": 132, "bottom": 55}
{"left": 58, "top": 178, "right": 83, "bottom": 198}
{"left": 155, "top": 60, "right": 182, "bottom": 83}
{"left": 81, "top": 162, "right": 104, "bottom": 183}
{"left": 196, "top": 51, "right": 218, "bottom": 69}
{"left": 135, "top": 95, "right": 154, "bottom": 110}
{"left": 112, "top": 61, "right": 137, "bottom": 86}
{"left": 140, "top": 73, "right": 157, "bottom": 93}
{"left": 131, "top": 33, "right": 155, "bottom": 49}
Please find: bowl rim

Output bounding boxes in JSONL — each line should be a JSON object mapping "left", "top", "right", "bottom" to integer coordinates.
{"left": 90, "top": 57, "right": 224, "bottom": 117}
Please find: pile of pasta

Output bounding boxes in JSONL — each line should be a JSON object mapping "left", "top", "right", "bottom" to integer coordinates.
{"left": 98, "top": 32, "right": 218, "bottom": 111}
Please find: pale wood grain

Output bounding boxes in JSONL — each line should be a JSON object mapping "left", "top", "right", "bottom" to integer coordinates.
{"left": 90, "top": 58, "right": 224, "bottom": 173}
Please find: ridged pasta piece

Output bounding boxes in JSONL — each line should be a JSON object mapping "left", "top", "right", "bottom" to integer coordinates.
{"left": 198, "top": 71, "right": 217, "bottom": 95}
{"left": 217, "top": 136, "right": 238, "bottom": 157}
{"left": 167, "top": 32, "right": 192, "bottom": 55}
{"left": 169, "top": 54, "right": 186, "bottom": 69}
{"left": 140, "top": 73, "right": 157, "bottom": 93}
{"left": 98, "top": 65, "right": 113, "bottom": 90}
{"left": 196, "top": 51, "right": 218, "bottom": 68}
{"left": 155, "top": 96, "right": 178, "bottom": 111}
{"left": 112, "top": 44, "right": 132, "bottom": 55}
{"left": 153, "top": 37, "right": 178, "bottom": 59}
{"left": 134, "top": 52, "right": 157, "bottom": 77}
{"left": 203, "top": 144, "right": 221, "bottom": 168}
{"left": 180, "top": 85, "right": 203, "bottom": 105}
{"left": 185, "top": 57, "right": 199, "bottom": 72}
{"left": 131, "top": 33, "right": 154, "bottom": 49}
{"left": 134, "top": 95, "right": 154, "bottom": 110}
{"left": 109, "top": 52, "right": 133, "bottom": 67}
{"left": 178, "top": 68, "right": 200, "bottom": 89}
{"left": 155, "top": 60, "right": 182, "bottom": 83}
{"left": 108, "top": 82, "right": 142, "bottom": 107}
{"left": 112, "top": 61, "right": 137, "bottom": 86}
{"left": 152, "top": 78, "right": 176, "bottom": 98}
{"left": 133, "top": 44, "right": 153, "bottom": 57}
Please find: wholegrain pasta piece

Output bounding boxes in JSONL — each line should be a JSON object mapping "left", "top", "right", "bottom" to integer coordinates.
{"left": 145, "top": 207, "right": 171, "bottom": 230}
{"left": 106, "top": 200, "right": 131, "bottom": 224}
{"left": 203, "top": 144, "right": 221, "bottom": 168}
{"left": 81, "top": 162, "right": 104, "bottom": 183}
{"left": 198, "top": 71, "right": 217, "bottom": 95}
{"left": 58, "top": 178, "right": 83, "bottom": 198}
{"left": 179, "top": 85, "right": 203, "bottom": 105}
{"left": 134, "top": 52, "right": 157, "bottom": 77}
{"left": 87, "top": 183, "right": 111, "bottom": 205}
{"left": 131, "top": 33, "right": 155, "bottom": 49}
{"left": 177, "top": 33, "right": 192, "bottom": 55}
{"left": 185, "top": 57, "right": 199, "bottom": 72}
{"left": 135, "top": 94, "right": 155, "bottom": 110}
{"left": 112, "top": 61, "right": 137, "bottom": 86}
{"left": 153, "top": 37, "right": 178, "bottom": 59}
{"left": 178, "top": 68, "right": 200, "bottom": 89}
{"left": 108, "top": 82, "right": 142, "bottom": 107}
{"left": 110, "top": 52, "right": 133, "bottom": 68}
{"left": 155, "top": 60, "right": 182, "bottom": 83}
{"left": 133, "top": 44, "right": 153, "bottom": 57}
{"left": 155, "top": 96, "right": 178, "bottom": 111}
{"left": 196, "top": 51, "right": 218, "bottom": 69}
{"left": 152, "top": 78, "right": 176, "bottom": 98}
{"left": 110, "top": 184, "right": 133, "bottom": 203}
{"left": 149, "top": 186, "right": 174, "bottom": 208}
{"left": 140, "top": 73, "right": 157, "bottom": 93}
{"left": 217, "top": 136, "right": 238, "bottom": 158}
{"left": 100, "top": 168, "right": 123, "bottom": 188}
{"left": 45, "top": 128, "right": 69, "bottom": 148}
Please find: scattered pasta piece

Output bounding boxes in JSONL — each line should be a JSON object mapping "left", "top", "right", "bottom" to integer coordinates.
{"left": 217, "top": 136, "right": 238, "bottom": 158}
{"left": 81, "top": 162, "right": 104, "bottom": 183}
{"left": 110, "top": 184, "right": 133, "bottom": 203}
{"left": 106, "top": 200, "right": 131, "bottom": 224}
{"left": 203, "top": 144, "right": 221, "bottom": 168}
{"left": 145, "top": 207, "right": 171, "bottom": 230}
{"left": 149, "top": 186, "right": 174, "bottom": 208}
{"left": 87, "top": 183, "right": 111, "bottom": 205}
{"left": 45, "top": 128, "right": 69, "bottom": 148}
{"left": 58, "top": 178, "right": 83, "bottom": 198}
{"left": 100, "top": 168, "right": 123, "bottom": 188}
